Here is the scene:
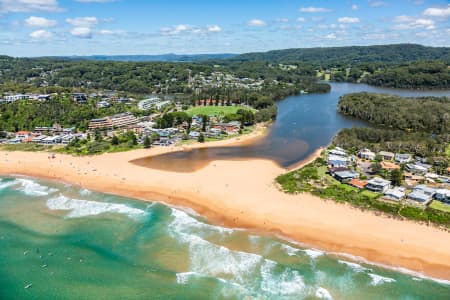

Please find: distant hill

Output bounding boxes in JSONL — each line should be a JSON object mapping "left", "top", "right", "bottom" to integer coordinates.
{"left": 230, "top": 44, "right": 450, "bottom": 66}
{"left": 52, "top": 53, "right": 236, "bottom": 62}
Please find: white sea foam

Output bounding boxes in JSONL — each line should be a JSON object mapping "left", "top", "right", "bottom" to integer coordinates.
{"left": 176, "top": 272, "right": 198, "bottom": 284}
{"left": 368, "top": 273, "right": 396, "bottom": 286}
{"left": 79, "top": 188, "right": 92, "bottom": 196}
{"left": 338, "top": 260, "right": 370, "bottom": 273}
{"left": 280, "top": 244, "right": 300, "bottom": 256}
{"left": 47, "top": 195, "right": 147, "bottom": 219}
{"left": 0, "top": 179, "right": 18, "bottom": 190}
{"left": 16, "top": 179, "right": 58, "bottom": 196}
{"left": 260, "top": 260, "right": 305, "bottom": 296}
{"left": 315, "top": 287, "right": 334, "bottom": 300}
{"left": 169, "top": 208, "right": 233, "bottom": 236}
{"left": 303, "top": 249, "right": 324, "bottom": 259}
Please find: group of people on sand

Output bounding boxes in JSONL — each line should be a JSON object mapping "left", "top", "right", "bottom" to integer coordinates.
{"left": 47, "top": 154, "right": 56, "bottom": 160}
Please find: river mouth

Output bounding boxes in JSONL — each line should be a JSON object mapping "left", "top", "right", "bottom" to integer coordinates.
{"left": 132, "top": 82, "right": 450, "bottom": 173}
{"left": 131, "top": 137, "right": 310, "bottom": 173}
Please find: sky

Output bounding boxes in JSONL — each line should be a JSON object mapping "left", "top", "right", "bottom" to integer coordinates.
{"left": 0, "top": 0, "right": 449, "bottom": 57}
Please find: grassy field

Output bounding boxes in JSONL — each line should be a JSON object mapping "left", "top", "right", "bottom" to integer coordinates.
{"left": 430, "top": 200, "right": 450, "bottom": 213}
{"left": 276, "top": 158, "right": 450, "bottom": 227}
{"left": 185, "top": 105, "right": 255, "bottom": 116}
{"left": 0, "top": 143, "right": 57, "bottom": 152}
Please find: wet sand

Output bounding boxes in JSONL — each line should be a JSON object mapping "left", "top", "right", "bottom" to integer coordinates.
{"left": 1, "top": 136, "right": 450, "bottom": 281}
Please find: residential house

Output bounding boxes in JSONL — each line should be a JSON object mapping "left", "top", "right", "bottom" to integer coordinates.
{"left": 73, "top": 93, "right": 87, "bottom": 104}
{"left": 333, "top": 170, "right": 359, "bottom": 182}
{"left": 408, "top": 190, "right": 433, "bottom": 204}
{"left": 366, "top": 177, "right": 391, "bottom": 193}
{"left": 359, "top": 149, "right": 376, "bottom": 160}
{"left": 434, "top": 189, "right": 450, "bottom": 203}
{"left": 88, "top": 112, "right": 138, "bottom": 130}
{"left": 327, "top": 155, "right": 349, "bottom": 168}
{"left": 380, "top": 161, "right": 400, "bottom": 170}
{"left": 329, "top": 149, "right": 347, "bottom": 157}
{"left": 15, "top": 131, "right": 32, "bottom": 141}
{"left": 406, "top": 163, "right": 430, "bottom": 174}
{"left": 384, "top": 187, "right": 406, "bottom": 201}
{"left": 138, "top": 97, "right": 161, "bottom": 110}
{"left": 349, "top": 178, "right": 368, "bottom": 189}
{"left": 378, "top": 151, "right": 395, "bottom": 161}
{"left": 413, "top": 185, "right": 436, "bottom": 197}
{"left": 395, "top": 153, "right": 412, "bottom": 164}
{"left": 188, "top": 131, "right": 200, "bottom": 139}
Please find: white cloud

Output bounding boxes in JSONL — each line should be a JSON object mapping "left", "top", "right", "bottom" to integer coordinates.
{"left": 351, "top": 4, "right": 359, "bottom": 10}
{"left": 70, "top": 27, "right": 92, "bottom": 38}
{"left": 76, "top": 0, "right": 115, "bottom": 2}
{"left": 207, "top": 25, "right": 221, "bottom": 32}
{"left": 297, "top": 17, "right": 306, "bottom": 22}
{"left": 29, "top": 29, "right": 52, "bottom": 39}
{"left": 393, "top": 15, "right": 435, "bottom": 30}
{"left": 160, "top": 24, "right": 189, "bottom": 35}
{"left": 0, "top": 0, "right": 63, "bottom": 13}
{"left": 66, "top": 17, "right": 98, "bottom": 27}
{"left": 338, "top": 17, "right": 360, "bottom": 23}
{"left": 299, "top": 7, "right": 331, "bottom": 13}
{"left": 25, "top": 16, "right": 57, "bottom": 27}
{"left": 276, "top": 18, "right": 289, "bottom": 23}
{"left": 369, "top": 1, "right": 388, "bottom": 7}
{"left": 423, "top": 4, "right": 450, "bottom": 18}
{"left": 247, "top": 19, "right": 266, "bottom": 27}
{"left": 324, "top": 33, "right": 336, "bottom": 39}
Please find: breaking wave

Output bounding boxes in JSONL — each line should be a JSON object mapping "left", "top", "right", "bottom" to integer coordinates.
{"left": 368, "top": 273, "right": 396, "bottom": 286}
{"left": 15, "top": 179, "right": 58, "bottom": 196}
{"left": 46, "top": 195, "right": 147, "bottom": 219}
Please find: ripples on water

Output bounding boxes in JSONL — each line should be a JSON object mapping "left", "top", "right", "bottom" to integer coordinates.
{"left": 132, "top": 82, "right": 450, "bottom": 172}
{"left": 1, "top": 177, "right": 449, "bottom": 300}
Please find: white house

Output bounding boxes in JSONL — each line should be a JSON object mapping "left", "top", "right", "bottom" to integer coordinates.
{"left": 395, "top": 153, "right": 412, "bottom": 164}
{"left": 384, "top": 187, "right": 406, "bottom": 201}
{"left": 359, "top": 149, "right": 376, "bottom": 160}
{"left": 366, "top": 177, "right": 391, "bottom": 193}
{"left": 138, "top": 97, "right": 161, "bottom": 110}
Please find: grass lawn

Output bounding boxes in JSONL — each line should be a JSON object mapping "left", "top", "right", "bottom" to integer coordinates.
{"left": 446, "top": 144, "right": 450, "bottom": 157}
{"left": 430, "top": 200, "right": 450, "bottom": 213}
{"left": 185, "top": 105, "right": 255, "bottom": 116}
{"left": 360, "top": 190, "right": 380, "bottom": 200}
{"left": 0, "top": 143, "right": 58, "bottom": 152}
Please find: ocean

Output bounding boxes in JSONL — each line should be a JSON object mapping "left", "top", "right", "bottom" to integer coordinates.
{"left": 0, "top": 176, "right": 449, "bottom": 299}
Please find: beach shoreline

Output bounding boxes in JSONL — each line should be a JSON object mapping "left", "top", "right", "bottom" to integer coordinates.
{"left": 1, "top": 135, "right": 450, "bottom": 282}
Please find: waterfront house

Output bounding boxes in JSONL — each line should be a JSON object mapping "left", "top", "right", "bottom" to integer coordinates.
{"left": 333, "top": 170, "right": 359, "bottom": 183}
{"left": 329, "top": 149, "right": 347, "bottom": 157}
{"left": 384, "top": 187, "right": 406, "bottom": 201}
{"left": 413, "top": 185, "right": 436, "bottom": 196}
{"left": 434, "top": 189, "right": 450, "bottom": 203}
{"left": 348, "top": 178, "right": 368, "bottom": 189}
{"left": 189, "top": 131, "right": 201, "bottom": 139}
{"left": 366, "top": 177, "right": 391, "bottom": 193}
{"left": 15, "top": 131, "right": 32, "bottom": 141}
{"left": 408, "top": 190, "right": 433, "bottom": 204}
{"left": 359, "top": 149, "right": 376, "bottom": 160}
{"left": 395, "top": 153, "right": 412, "bottom": 164}
{"left": 327, "top": 155, "right": 349, "bottom": 168}
{"left": 378, "top": 151, "right": 395, "bottom": 161}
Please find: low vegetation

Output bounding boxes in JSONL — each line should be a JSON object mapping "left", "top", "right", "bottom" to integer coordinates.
{"left": 276, "top": 159, "right": 450, "bottom": 227}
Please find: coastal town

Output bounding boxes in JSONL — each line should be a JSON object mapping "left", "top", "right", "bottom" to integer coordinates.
{"left": 0, "top": 92, "right": 251, "bottom": 152}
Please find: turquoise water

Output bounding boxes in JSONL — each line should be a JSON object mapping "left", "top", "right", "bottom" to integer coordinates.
{"left": 1, "top": 177, "right": 449, "bottom": 299}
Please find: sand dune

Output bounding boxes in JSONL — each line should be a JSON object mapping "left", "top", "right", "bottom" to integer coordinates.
{"left": 1, "top": 136, "right": 449, "bottom": 281}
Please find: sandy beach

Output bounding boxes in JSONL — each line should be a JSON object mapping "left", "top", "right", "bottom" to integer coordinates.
{"left": 1, "top": 134, "right": 450, "bottom": 281}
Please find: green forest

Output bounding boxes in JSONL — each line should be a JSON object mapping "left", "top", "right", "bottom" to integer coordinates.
{"left": 335, "top": 93, "right": 450, "bottom": 173}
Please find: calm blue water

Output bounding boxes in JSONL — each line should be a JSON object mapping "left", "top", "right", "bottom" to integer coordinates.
{"left": 133, "top": 82, "right": 450, "bottom": 171}
{"left": 1, "top": 177, "right": 449, "bottom": 299}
